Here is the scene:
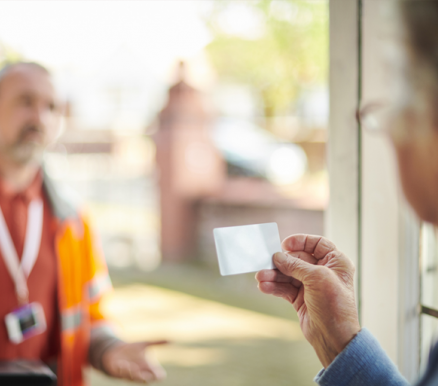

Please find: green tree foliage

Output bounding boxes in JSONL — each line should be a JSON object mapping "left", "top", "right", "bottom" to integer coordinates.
{"left": 205, "top": 0, "right": 328, "bottom": 118}
{"left": 0, "top": 41, "right": 23, "bottom": 68}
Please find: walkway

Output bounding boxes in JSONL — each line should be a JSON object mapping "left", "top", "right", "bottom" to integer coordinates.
{"left": 88, "top": 267, "right": 322, "bottom": 386}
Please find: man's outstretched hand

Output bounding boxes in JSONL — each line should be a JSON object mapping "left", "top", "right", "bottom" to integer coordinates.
{"left": 102, "top": 340, "right": 167, "bottom": 383}
{"left": 255, "top": 234, "right": 361, "bottom": 368}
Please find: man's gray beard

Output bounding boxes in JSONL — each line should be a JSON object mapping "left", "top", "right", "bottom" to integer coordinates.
{"left": 2, "top": 124, "right": 48, "bottom": 166}
{"left": 9, "top": 142, "right": 45, "bottom": 166}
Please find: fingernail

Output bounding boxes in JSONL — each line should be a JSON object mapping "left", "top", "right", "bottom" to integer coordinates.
{"left": 274, "top": 252, "right": 287, "bottom": 262}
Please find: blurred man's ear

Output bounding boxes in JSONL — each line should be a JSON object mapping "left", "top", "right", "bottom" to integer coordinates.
{"left": 61, "top": 100, "right": 71, "bottom": 118}
{"left": 49, "top": 100, "right": 68, "bottom": 145}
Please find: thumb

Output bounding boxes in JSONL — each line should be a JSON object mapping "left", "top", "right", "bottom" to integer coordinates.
{"left": 273, "top": 252, "right": 315, "bottom": 282}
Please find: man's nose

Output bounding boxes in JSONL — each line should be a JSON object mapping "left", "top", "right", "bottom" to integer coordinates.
{"left": 30, "top": 105, "right": 51, "bottom": 127}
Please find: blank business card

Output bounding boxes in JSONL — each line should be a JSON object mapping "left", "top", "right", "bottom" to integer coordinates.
{"left": 213, "top": 223, "right": 281, "bottom": 276}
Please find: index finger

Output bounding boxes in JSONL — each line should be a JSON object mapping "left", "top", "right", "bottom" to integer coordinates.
{"left": 282, "top": 234, "right": 338, "bottom": 260}
{"left": 143, "top": 340, "right": 169, "bottom": 348}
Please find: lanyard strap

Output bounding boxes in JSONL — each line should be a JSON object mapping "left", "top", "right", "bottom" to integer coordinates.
{"left": 0, "top": 199, "right": 43, "bottom": 304}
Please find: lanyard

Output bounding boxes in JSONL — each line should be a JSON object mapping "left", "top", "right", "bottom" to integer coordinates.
{"left": 0, "top": 199, "right": 43, "bottom": 305}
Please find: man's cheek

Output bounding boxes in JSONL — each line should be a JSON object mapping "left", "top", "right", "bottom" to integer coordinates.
{"left": 46, "top": 124, "right": 61, "bottom": 144}
{"left": 0, "top": 125, "right": 14, "bottom": 147}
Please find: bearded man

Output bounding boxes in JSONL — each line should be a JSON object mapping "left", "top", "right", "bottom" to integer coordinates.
{"left": 0, "top": 62, "right": 166, "bottom": 385}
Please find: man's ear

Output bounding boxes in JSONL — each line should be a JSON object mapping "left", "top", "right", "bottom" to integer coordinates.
{"left": 60, "top": 100, "right": 70, "bottom": 117}
{"left": 430, "top": 123, "right": 438, "bottom": 171}
{"left": 424, "top": 121, "right": 438, "bottom": 205}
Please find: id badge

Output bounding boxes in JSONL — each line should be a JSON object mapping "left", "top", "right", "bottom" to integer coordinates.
{"left": 5, "top": 302, "right": 46, "bottom": 344}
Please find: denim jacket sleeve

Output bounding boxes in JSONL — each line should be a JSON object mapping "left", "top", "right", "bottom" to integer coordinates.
{"left": 314, "top": 328, "right": 410, "bottom": 386}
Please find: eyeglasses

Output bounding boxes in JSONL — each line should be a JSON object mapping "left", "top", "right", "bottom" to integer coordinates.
{"left": 356, "top": 102, "right": 392, "bottom": 134}
{"left": 357, "top": 101, "right": 412, "bottom": 143}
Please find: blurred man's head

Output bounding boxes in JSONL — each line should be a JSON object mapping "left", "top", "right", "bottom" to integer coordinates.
{"left": 387, "top": 2, "right": 438, "bottom": 224}
{"left": 0, "top": 62, "right": 61, "bottom": 167}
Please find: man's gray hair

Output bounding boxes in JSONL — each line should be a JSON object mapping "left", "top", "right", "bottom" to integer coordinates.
{"left": 0, "top": 62, "right": 50, "bottom": 89}
{"left": 399, "top": 1, "right": 438, "bottom": 91}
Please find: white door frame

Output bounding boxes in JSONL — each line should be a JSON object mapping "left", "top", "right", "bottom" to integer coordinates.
{"left": 328, "top": 0, "right": 420, "bottom": 381}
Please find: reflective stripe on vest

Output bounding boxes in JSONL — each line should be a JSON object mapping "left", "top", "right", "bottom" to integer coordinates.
{"left": 61, "top": 305, "right": 82, "bottom": 332}
{"left": 88, "top": 274, "right": 112, "bottom": 302}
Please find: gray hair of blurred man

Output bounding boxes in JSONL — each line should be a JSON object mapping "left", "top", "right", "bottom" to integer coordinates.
{"left": 399, "top": 1, "right": 438, "bottom": 104}
{"left": 0, "top": 62, "right": 51, "bottom": 92}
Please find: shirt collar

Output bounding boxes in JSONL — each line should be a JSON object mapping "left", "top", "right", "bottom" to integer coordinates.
{"left": 0, "top": 170, "right": 43, "bottom": 204}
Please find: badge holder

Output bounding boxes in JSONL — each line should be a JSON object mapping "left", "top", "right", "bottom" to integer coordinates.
{"left": 5, "top": 302, "right": 47, "bottom": 344}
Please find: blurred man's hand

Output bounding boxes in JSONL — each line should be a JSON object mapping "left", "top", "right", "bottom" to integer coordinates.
{"left": 102, "top": 340, "right": 167, "bottom": 383}
{"left": 256, "top": 234, "right": 360, "bottom": 368}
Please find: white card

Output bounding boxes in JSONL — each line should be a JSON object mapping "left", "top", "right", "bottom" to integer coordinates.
{"left": 213, "top": 222, "right": 281, "bottom": 276}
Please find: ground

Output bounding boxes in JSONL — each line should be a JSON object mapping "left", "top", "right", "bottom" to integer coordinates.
{"left": 87, "top": 264, "right": 322, "bottom": 386}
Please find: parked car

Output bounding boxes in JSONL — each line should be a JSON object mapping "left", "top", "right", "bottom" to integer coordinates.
{"left": 212, "top": 118, "right": 307, "bottom": 185}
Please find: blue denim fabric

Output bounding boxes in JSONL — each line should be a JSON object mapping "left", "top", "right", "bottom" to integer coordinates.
{"left": 417, "top": 340, "right": 438, "bottom": 386}
{"left": 314, "top": 328, "right": 410, "bottom": 386}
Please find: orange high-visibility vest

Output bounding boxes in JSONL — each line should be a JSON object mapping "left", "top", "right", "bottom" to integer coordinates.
{"left": 44, "top": 174, "right": 113, "bottom": 386}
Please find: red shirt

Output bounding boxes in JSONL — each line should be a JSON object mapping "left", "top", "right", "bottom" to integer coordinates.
{"left": 0, "top": 172, "right": 59, "bottom": 362}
